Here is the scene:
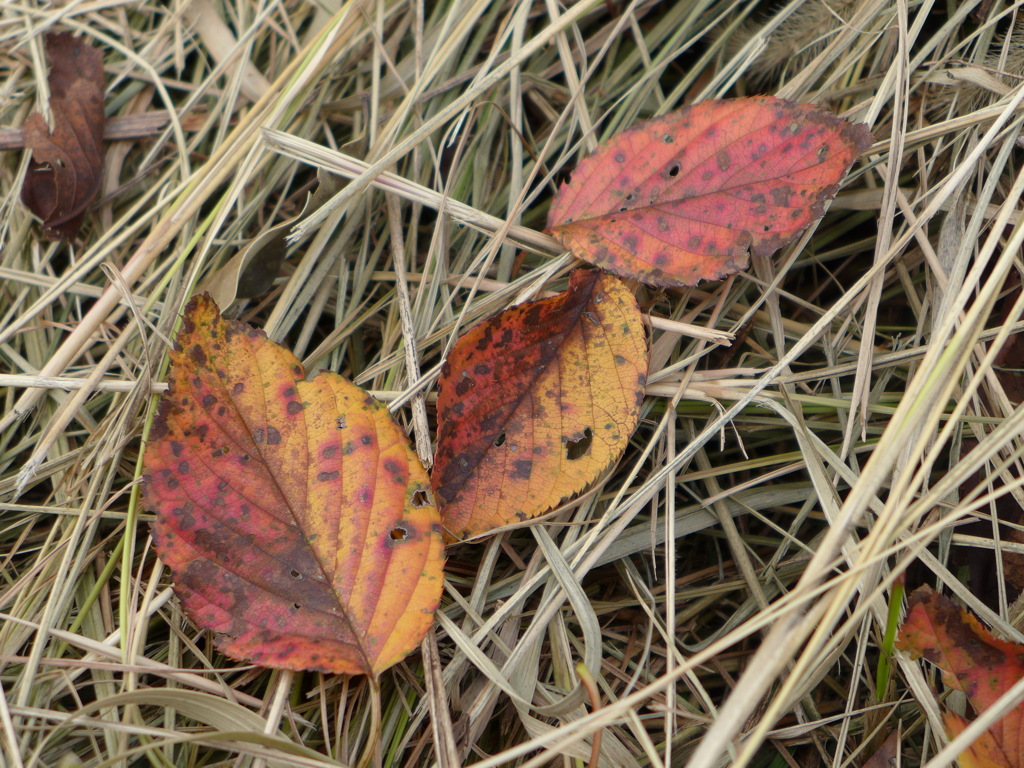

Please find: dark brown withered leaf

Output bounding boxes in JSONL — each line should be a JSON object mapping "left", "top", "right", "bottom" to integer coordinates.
{"left": 21, "top": 32, "right": 106, "bottom": 239}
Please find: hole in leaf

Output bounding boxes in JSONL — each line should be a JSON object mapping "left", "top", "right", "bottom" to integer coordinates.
{"left": 763, "top": 225, "right": 770, "bottom": 231}
{"left": 336, "top": 415, "right": 347, "bottom": 429}
{"left": 494, "top": 430, "right": 507, "bottom": 447}
{"left": 669, "top": 164, "right": 680, "bottom": 177}
{"left": 412, "top": 489, "right": 431, "bottom": 507}
{"left": 290, "top": 569, "right": 303, "bottom": 579}
{"left": 625, "top": 193, "right": 634, "bottom": 201}
{"left": 565, "top": 427, "right": 594, "bottom": 461}
{"left": 293, "top": 603, "right": 301, "bottom": 610}
{"left": 390, "top": 527, "right": 408, "bottom": 541}
{"left": 618, "top": 207, "right": 627, "bottom": 213}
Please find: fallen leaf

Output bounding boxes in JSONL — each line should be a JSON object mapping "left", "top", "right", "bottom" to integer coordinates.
{"left": 943, "top": 711, "right": 1008, "bottom": 768}
{"left": 547, "top": 96, "right": 873, "bottom": 287}
{"left": 433, "top": 269, "right": 647, "bottom": 541}
{"left": 201, "top": 172, "right": 343, "bottom": 307}
{"left": 897, "top": 585, "right": 1024, "bottom": 766}
{"left": 861, "top": 730, "right": 900, "bottom": 768}
{"left": 21, "top": 32, "right": 106, "bottom": 239}
{"left": 143, "top": 294, "right": 444, "bottom": 676}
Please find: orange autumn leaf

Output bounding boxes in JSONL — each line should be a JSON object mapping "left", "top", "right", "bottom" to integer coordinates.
{"left": 433, "top": 269, "right": 647, "bottom": 542}
{"left": 897, "top": 585, "right": 1024, "bottom": 766}
{"left": 944, "top": 712, "right": 1009, "bottom": 768}
{"left": 143, "top": 294, "right": 444, "bottom": 677}
{"left": 547, "top": 97, "right": 873, "bottom": 287}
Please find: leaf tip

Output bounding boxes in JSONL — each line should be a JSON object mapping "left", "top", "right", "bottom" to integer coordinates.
{"left": 846, "top": 121, "right": 875, "bottom": 155}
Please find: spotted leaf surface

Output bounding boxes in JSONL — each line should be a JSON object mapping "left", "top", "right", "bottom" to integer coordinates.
{"left": 897, "top": 585, "right": 1024, "bottom": 767}
{"left": 547, "top": 97, "right": 873, "bottom": 287}
{"left": 143, "top": 294, "right": 444, "bottom": 677}
{"left": 433, "top": 270, "right": 647, "bottom": 541}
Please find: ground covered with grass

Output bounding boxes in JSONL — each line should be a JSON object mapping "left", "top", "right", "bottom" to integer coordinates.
{"left": 4, "top": 0, "right": 1024, "bottom": 766}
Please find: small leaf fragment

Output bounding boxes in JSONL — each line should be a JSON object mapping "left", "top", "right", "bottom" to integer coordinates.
{"left": 201, "top": 171, "right": 343, "bottom": 306}
{"left": 944, "top": 711, "right": 1008, "bottom": 768}
{"left": 547, "top": 96, "right": 873, "bottom": 287}
{"left": 21, "top": 32, "right": 106, "bottom": 239}
{"left": 860, "top": 731, "right": 900, "bottom": 768}
{"left": 897, "top": 585, "right": 1024, "bottom": 766}
{"left": 433, "top": 269, "right": 648, "bottom": 541}
{"left": 143, "top": 294, "right": 444, "bottom": 677}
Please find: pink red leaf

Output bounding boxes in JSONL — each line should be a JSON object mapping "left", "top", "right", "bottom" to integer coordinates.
{"left": 433, "top": 270, "right": 647, "bottom": 541}
{"left": 897, "top": 585, "right": 1024, "bottom": 766}
{"left": 144, "top": 294, "right": 444, "bottom": 677}
{"left": 547, "top": 97, "right": 873, "bottom": 287}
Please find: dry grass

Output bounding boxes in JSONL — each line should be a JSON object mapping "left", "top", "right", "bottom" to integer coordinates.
{"left": 4, "top": 0, "right": 1024, "bottom": 766}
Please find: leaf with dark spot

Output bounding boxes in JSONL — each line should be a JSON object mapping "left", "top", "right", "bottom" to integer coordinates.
{"left": 143, "top": 293, "right": 444, "bottom": 677}
{"left": 897, "top": 585, "right": 1024, "bottom": 766}
{"left": 565, "top": 427, "right": 593, "bottom": 460}
{"left": 21, "top": 32, "right": 106, "bottom": 239}
{"left": 547, "top": 97, "right": 873, "bottom": 287}
{"left": 433, "top": 270, "right": 648, "bottom": 541}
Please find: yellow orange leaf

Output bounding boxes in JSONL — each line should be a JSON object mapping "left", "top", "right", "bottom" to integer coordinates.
{"left": 945, "top": 712, "right": 1012, "bottom": 768}
{"left": 432, "top": 270, "right": 648, "bottom": 541}
{"left": 143, "top": 294, "right": 444, "bottom": 676}
{"left": 898, "top": 585, "right": 1024, "bottom": 766}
